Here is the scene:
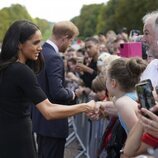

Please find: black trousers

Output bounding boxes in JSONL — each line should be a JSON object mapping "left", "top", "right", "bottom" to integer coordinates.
{"left": 37, "top": 134, "right": 66, "bottom": 158}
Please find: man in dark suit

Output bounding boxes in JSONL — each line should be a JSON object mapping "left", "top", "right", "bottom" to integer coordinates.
{"left": 31, "top": 21, "right": 79, "bottom": 158}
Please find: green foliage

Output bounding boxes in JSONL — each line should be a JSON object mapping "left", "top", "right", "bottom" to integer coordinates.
{"left": 101, "top": 0, "right": 158, "bottom": 34}
{"left": 72, "top": 0, "right": 158, "bottom": 37}
{"left": 0, "top": 4, "right": 52, "bottom": 42}
{"left": 34, "top": 18, "right": 53, "bottom": 41}
{"left": 71, "top": 4, "right": 104, "bottom": 39}
{"left": 0, "top": 4, "right": 32, "bottom": 41}
{"left": 96, "top": 5, "right": 107, "bottom": 34}
{"left": 1, "top": 1, "right": 158, "bottom": 41}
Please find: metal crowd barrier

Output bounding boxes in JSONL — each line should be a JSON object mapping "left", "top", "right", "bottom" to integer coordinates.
{"left": 65, "top": 92, "right": 158, "bottom": 158}
{"left": 65, "top": 94, "right": 108, "bottom": 158}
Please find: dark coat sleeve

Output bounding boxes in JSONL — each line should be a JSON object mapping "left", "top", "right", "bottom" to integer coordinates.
{"left": 46, "top": 54, "right": 73, "bottom": 102}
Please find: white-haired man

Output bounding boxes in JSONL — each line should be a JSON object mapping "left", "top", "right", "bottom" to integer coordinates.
{"left": 122, "top": 11, "right": 158, "bottom": 157}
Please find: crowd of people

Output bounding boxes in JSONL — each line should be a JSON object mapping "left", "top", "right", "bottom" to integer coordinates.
{"left": 0, "top": 9, "right": 158, "bottom": 158}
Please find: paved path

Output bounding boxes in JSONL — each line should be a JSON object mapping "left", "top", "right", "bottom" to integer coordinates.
{"left": 64, "top": 139, "right": 85, "bottom": 158}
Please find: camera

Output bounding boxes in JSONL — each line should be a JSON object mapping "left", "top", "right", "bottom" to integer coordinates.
{"left": 135, "top": 79, "right": 155, "bottom": 109}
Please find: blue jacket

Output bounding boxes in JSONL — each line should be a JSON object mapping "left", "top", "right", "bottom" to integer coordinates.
{"left": 32, "top": 42, "right": 74, "bottom": 138}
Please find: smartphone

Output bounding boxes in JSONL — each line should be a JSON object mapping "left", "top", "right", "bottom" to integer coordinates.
{"left": 135, "top": 80, "right": 155, "bottom": 109}
{"left": 140, "top": 79, "right": 153, "bottom": 91}
{"left": 129, "top": 29, "right": 141, "bottom": 38}
{"left": 119, "top": 42, "right": 142, "bottom": 58}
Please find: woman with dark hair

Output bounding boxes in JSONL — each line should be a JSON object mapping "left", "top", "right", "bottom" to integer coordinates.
{"left": 0, "top": 20, "right": 95, "bottom": 158}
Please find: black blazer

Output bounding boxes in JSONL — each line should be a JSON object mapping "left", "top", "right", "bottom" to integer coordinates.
{"left": 32, "top": 42, "right": 74, "bottom": 138}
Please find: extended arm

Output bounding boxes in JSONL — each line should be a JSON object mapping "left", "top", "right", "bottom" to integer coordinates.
{"left": 36, "top": 99, "right": 96, "bottom": 120}
{"left": 123, "top": 120, "right": 148, "bottom": 157}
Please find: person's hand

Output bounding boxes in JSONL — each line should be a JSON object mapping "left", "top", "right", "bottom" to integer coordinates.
{"left": 85, "top": 101, "right": 100, "bottom": 120}
{"left": 76, "top": 63, "right": 93, "bottom": 74}
{"left": 75, "top": 63, "right": 85, "bottom": 72}
{"left": 150, "top": 104, "right": 158, "bottom": 114}
{"left": 82, "top": 87, "right": 91, "bottom": 94}
{"left": 75, "top": 87, "right": 84, "bottom": 97}
{"left": 99, "top": 101, "right": 118, "bottom": 116}
{"left": 67, "top": 72, "right": 79, "bottom": 82}
{"left": 67, "top": 72, "right": 75, "bottom": 79}
{"left": 139, "top": 108, "right": 158, "bottom": 138}
{"left": 86, "top": 100, "right": 97, "bottom": 111}
{"left": 75, "top": 63, "right": 87, "bottom": 72}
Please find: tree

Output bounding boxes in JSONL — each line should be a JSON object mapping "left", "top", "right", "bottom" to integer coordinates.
{"left": 100, "top": 0, "right": 158, "bottom": 34}
{"left": 34, "top": 18, "right": 53, "bottom": 41}
{"left": 71, "top": 4, "right": 104, "bottom": 38}
{"left": 0, "top": 4, "right": 52, "bottom": 42}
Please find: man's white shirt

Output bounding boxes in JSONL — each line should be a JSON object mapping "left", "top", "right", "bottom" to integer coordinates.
{"left": 141, "top": 59, "right": 158, "bottom": 88}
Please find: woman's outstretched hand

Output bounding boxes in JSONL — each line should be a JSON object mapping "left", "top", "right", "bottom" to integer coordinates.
{"left": 85, "top": 100, "right": 100, "bottom": 120}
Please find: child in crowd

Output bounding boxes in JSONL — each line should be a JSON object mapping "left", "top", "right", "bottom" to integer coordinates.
{"left": 91, "top": 75, "right": 109, "bottom": 157}
{"left": 92, "top": 75, "right": 108, "bottom": 102}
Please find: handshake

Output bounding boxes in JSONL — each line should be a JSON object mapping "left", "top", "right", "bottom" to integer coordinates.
{"left": 85, "top": 100, "right": 117, "bottom": 120}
